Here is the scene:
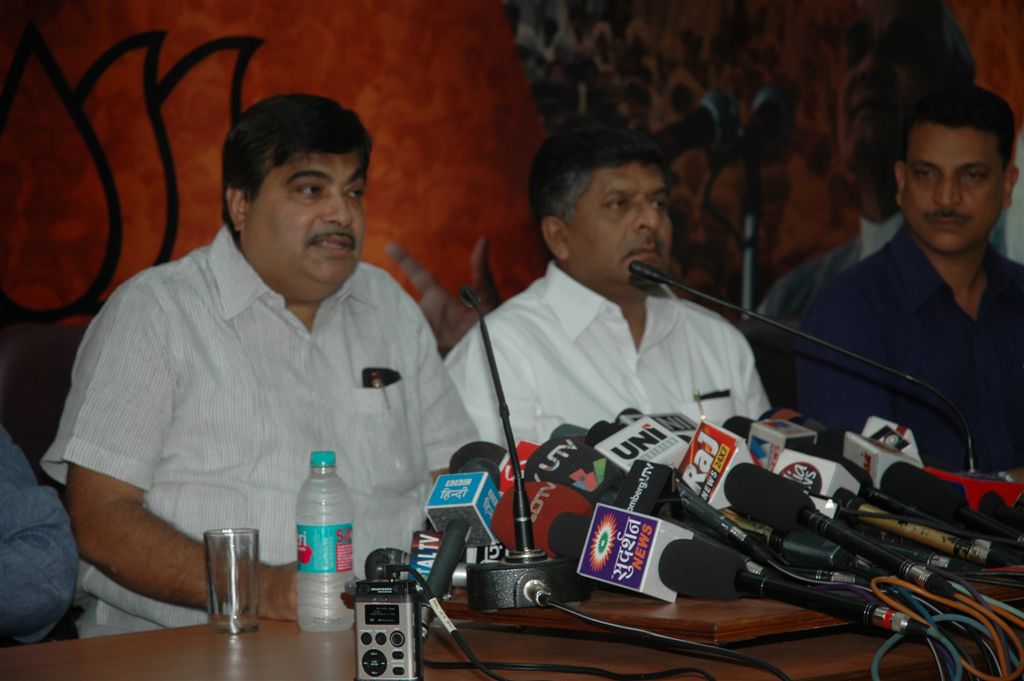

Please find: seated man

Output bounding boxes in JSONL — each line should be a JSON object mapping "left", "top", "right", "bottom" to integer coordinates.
{"left": 41, "top": 94, "right": 475, "bottom": 635}
{"left": 797, "top": 86, "right": 1023, "bottom": 473}
{"left": 0, "top": 424, "right": 77, "bottom": 643}
{"left": 445, "top": 126, "right": 769, "bottom": 445}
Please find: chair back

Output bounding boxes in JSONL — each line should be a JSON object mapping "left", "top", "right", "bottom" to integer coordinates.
{"left": 0, "top": 323, "right": 87, "bottom": 485}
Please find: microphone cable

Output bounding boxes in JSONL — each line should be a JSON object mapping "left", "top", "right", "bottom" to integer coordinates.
{"left": 400, "top": 563, "right": 719, "bottom": 681}
{"left": 536, "top": 594, "right": 794, "bottom": 681}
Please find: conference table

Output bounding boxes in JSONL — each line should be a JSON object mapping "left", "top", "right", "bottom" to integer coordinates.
{"left": 1, "top": 588, "right": 960, "bottom": 680}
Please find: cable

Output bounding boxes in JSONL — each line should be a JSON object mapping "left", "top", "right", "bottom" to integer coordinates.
{"left": 424, "top": 659, "right": 716, "bottom": 680}
{"left": 870, "top": 576, "right": 1024, "bottom": 680}
{"left": 542, "top": 596, "right": 794, "bottom": 681}
{"left": 871, "top": 618, "right": 965, "bottom": 681}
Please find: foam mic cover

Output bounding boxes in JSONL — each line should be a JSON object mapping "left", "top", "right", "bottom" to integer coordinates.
{"left": 616, "top": 408, "right": 645, "bottom": 426}
{"left": 525, "top": 437, "right": 623, "bottom": 504}
{"left": 724, "top": 463, "right": 812, "bottom": 533}
{"left": 585, "top": 420, "right": 622, "bottom": 446}
{"left": 879, "top": 462, "right": 965, "bottom": 522}
{"left": 448, "top": 441, "right": 507, "bottom": 485}
{"left": 490, "top": 481, "right": 593, "bottom": 556}
{"left": 722, "top": 416, "right": 754, "bottom": 438}
{"left": 547, "top": 512, "right": 592, "bottom": 559}
{"left": 980, "top": 492, "right": 1024, "bottom": 531}
{"left": 658, "top": 538, "right": 744, "bottom": 600}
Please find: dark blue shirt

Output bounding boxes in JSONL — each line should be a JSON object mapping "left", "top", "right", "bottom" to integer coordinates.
{"left": 796, "top": 225, "right": 1024, "bottom": 472}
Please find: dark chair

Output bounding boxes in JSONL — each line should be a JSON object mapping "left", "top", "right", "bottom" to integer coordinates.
{"left": 734, "top": 317, "right": 799, "bottom": 410}
{"left": 0, "top": 322, "right": 87, "bottom": 486}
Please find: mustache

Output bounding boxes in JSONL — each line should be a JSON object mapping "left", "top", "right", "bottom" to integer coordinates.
{"left": 304, "top": 230, "right": 356, "bottom": 248}
{"left": 924, "top": 209, "right": 969, "bottom": 224}
{"left": 625, "top": 235, "right": 667, "bottom": 257}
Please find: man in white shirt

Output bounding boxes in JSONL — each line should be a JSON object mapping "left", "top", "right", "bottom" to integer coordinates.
{"left": 445, "top": 126, "right": 768, "bottom": 445}
{"left": 42, "top": 95, "right": 475, "bottom": 634}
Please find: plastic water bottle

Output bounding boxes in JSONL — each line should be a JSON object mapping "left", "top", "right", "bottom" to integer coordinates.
{"left": 296, "top": 450, "right": 354, "bottom": 631}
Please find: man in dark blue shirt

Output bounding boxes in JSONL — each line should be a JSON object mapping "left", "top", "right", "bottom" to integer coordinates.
{"left": 797, "top": 86, "right": 1023, "bottom": 474}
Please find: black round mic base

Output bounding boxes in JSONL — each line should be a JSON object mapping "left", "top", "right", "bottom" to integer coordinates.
{"left": 466, "top": 557, "right": 590, "bottom": 611}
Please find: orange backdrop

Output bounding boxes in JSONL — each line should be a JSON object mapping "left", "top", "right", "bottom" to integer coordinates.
{"left": 0, "top": 0, "right": 547, "bottom": 325}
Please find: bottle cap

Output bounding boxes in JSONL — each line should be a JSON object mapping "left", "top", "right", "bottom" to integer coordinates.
{"left": 310, "top": 450, "right": 336, "bottom": 467}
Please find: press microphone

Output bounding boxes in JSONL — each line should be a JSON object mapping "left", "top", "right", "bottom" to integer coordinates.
{"left": 724, "top": 463, "right": 956, "bottom": 598}
{"left": 591, "top": 414, "right": 690, "bottom": 470}
{"left": 524, "top": 437, "right": 623, "bottom": 505}
{"left": 658, "top": 540, "right": 929, "bottom": 638}
{"left": 980, "top": 492, "right": 1024, "bottom": 531}
{"left": 656, "top": 87, "right": 740, "bottom": 156}
{"left": 617, "top": 408, "right": 700, "bottom": 438}
{"left": 585, "top": 420, "right": 623, "bottom": 446}
{"left": 490, "top": 481, "right": 593, "bottom": 556}
{"left": 831, "top": 488, "right": 1019, "bottom": 568}
{"left": 677, "top": 420, "right": 757, "bottom": 508}
{"left": 737, "top": 85, "right": 793, "bottom": 152}
{"left": 628, "top": 260, "right": 978, "bottom": 471}
{"left": 459, "top": 285, "right": 590, "bottom": 610}
{"left": 448, "top": 441, "right": 507, "bottom": 485}
{"left": 880, "top": 463, "right": 1024, "bottom": 544}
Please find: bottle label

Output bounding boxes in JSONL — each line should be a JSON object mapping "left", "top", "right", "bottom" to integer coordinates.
{"left": 296, "top": 523, "right": 352, "bottom": 573}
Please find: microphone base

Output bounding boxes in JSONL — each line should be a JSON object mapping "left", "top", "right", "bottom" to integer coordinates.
{"left": 465, "top": 556, "right": 590, "bottom": 611}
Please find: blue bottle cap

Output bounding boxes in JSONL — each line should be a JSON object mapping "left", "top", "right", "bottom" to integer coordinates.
{"left": 310, "top": 450, "right": 336, "bottom": 467}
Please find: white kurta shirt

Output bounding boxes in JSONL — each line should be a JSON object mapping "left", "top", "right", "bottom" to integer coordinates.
{"left": 445, "top": 262, "right": 769, "bottom": 445}
{"left": 43, "top": 227, "right": 476, "bottom": 633}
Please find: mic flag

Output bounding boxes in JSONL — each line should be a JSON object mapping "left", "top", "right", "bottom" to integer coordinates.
{"left": 410, "top": 531, "right": 441, "bottom": 581}
{"left": 748, "top": 419, "right": 817, "bottom": 470}
{"left": 862, "top": 417, "right": 920, "bottom": 459}
{"left": 593, "top": 415, "right": 690, "bottom": 471}
{"left": 678, "top": 420, "right": 757, "bottom": 508}
{"left": 525, "top": 437, "right": 623, "bottom": 505}
{"left": 425, "top": 471, "right": 500, "bottom": 546}
{"left": 576, "top": 503, "right": 691, "bottom": 603}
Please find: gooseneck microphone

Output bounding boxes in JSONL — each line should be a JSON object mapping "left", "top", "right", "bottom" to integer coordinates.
{"left": 460, "top": 285, "right": 537, "bottom": 557}
{"left": 458, "top": 286, "right": 590, "bottom": 610}
{"left": 627, "top": 261, "right": 978, "bottom": 471}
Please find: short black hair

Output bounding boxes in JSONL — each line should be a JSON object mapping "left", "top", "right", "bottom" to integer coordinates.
{"left": 528, "top": 126, "right": 668, "bottom": 224}
{"left": 903, "top": 86, "right": 1015, "bottom": 167}
{"left": 221, "top": 94, "right": 372, "bottom": 229}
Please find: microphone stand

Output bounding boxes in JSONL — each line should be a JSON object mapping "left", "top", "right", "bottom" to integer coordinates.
{"left": 458, "top": 286, "right": 590, "bottom": 610}
{"left": 627, "top": 261, "right": 978, "bottom": 471}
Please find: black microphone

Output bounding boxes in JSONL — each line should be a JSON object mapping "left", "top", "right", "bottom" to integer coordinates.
{"left": 459, "top": 286, "right": 590, "bottom": 610}
{"left": 656, "top": 88, "right": 740, "bottom": 156}
{"left": 449, "top": 441, "right": 507, "bottom": 485}
{"left": 724, "top": 463, "right": 956, "bottom": 599}
{"left": 738, "top": 85, "right": 793, "bottom": 152}
{"left": 524, "top": 437, "right": 624, "bottom": 506}
{"left": 980, "top": 491, "right": 1024, "bottom": 532}
{"left": 627, "top": 261, "right": 978, "bottom": 471}
{"left": 881, "top": 463, "right": 1024, "bottom": 544}
{"left": 658, "top": 540, "right": 929, "bottom": 638}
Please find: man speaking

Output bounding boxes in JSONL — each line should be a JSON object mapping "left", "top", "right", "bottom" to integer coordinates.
{"left": 446, "top": 126, "right": 768, "bottom": 445}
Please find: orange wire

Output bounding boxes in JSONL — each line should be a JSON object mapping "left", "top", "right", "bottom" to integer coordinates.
{"left": 870, "top": 576, "right": 1024, "bottom": 681}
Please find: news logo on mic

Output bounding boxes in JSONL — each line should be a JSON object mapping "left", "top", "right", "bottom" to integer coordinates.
{"left": 678, "top": 421, "right": 756, "bottom": 508}
{"left": 748, "top": 419, "right": 816, "bottom": 470}
{"left": 576, "top": 504, "right": 682, "bottom": 602}
{"left": 426, "top": 471, "right": 500, "bottom": 546}
{"left": 594, "top": 416, "right": 688, "bottom": 470}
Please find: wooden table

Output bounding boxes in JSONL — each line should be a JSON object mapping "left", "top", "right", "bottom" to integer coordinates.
{"left": 1, "top": 617, "right": 941, "bottom": 680}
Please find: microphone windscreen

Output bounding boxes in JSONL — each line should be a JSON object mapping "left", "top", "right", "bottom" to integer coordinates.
{"left": 657, "top": 538, "right": 743, "bottom": 599}
{"left": 449, "top": 441, "right": 506, "bottom": 483}
{"left": 525, "top": 438, "right": 623, "bottom": 504}
{"left": 979, "top": 491, "right": 1007, "bottom": 515}
{"left": 547, "top": 512, "right": 593, "bottom": 559}
{"left": 365, "top": 547, "right": 410, "bottom": 579}
{"left": 550, "top": 424, "right": 587, "bottom": 439}
{"left": 879, "top": 462, "right": 965, "bottom": 521}
{"left": 585, "top": 420, "right": 622, "bottom": 446}
{"left": 722, "top": 416, "right": 754, "bottom": 439}
{"left": 490, "top": 481, "right": 593, "bottom": 556}
{"left": 724, "top": 463, "right": 811, "bottom": 533}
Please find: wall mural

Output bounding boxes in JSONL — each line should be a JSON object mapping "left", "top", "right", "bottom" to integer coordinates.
{"left": 0, "top": 1, "right": 547, "bottom": 328}
{"left": 1, "top": 1, "right": 1021, "bottom": 329}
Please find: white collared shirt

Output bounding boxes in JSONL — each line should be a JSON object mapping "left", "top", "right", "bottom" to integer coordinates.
{"left": 42, "top": 227, "right": 475, "bottom": 632}
{"left": 445, "top": 262, "right": 769, "bottom": 445}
